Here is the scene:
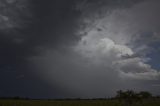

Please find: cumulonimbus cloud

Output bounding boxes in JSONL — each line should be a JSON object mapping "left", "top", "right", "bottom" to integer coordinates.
{"left": 74, "top": 0, "right": 160, "bottom": 80}
{"left": 31, "top": 0, "right": 160, "bottom": 98}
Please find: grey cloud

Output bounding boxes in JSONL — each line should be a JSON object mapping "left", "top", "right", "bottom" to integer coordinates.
{"left": 0, "top": 0, "right": 84, "bottom": 98}
{"left": 0, "top": 0, "right": 32, "bottom": 32}
{"left": 0, "top": 0, "right": 160, "bottom": 98}
{"left": 74, "top": 0, "right": 160, "bottom": 79}
{"left": 26, "top": 0, "right": 160, "bottom": 98}
{"left": 30, "top": 49, "right": 129, "bottom": 98}
{"left": 115, "top": 58, "right": 160, "bottom": 80}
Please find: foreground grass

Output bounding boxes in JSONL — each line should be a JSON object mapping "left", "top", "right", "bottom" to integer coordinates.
{"left": 0, "top": 99, "right": 160, "bottom": 106}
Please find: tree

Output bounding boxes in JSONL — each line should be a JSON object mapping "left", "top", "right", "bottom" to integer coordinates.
{"left": 116, "top": 90, "right": 134, "bottom": 106}
{"left": 116, "top": 90, "right": 145, "bottom": 106}
{"left": 139, "top": 91, "right": 152, "bottom": 99}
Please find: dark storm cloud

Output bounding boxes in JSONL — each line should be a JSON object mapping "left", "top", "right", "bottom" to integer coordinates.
{"left": 30, "top": 0, "right": 81, "bottom": 48}
{"left": 0, "top": 0, "right": 83, "bottom": 66}
{"left": 0, "top": 0, "right": 83, "bottom": 98}
{"left": 0, "top": 0, "right": 81, "bottom": 58}
{"left": 1, "top": 0, "right": 160, "bottom": 98}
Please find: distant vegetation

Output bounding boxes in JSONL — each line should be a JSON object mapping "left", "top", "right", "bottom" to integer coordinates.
{"left": 0, "top": 90, "right": 160, "bottom": 106}
{"left": 116, "top": 90, "right": 153, "bottom": 106}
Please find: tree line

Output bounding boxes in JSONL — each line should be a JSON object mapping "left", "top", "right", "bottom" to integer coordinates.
{"left": 116, "top": 90, "right": 154, "bottom": 106}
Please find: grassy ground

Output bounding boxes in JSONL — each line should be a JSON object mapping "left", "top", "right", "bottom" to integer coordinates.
{"left": 0, "top": 99, "right": 160, "bottom": 106}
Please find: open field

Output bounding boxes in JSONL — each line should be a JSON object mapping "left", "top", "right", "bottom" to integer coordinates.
{"left": 0, "top": 99, "right": 160, "bottom": 106}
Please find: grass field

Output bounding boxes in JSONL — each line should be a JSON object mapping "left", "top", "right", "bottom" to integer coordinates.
{"left": 0, "top": 99, "right": 160, "bottom": 106}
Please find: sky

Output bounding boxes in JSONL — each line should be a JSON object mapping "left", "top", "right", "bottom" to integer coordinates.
{"left": 0, "top": 0, "right": 160, "bottom": 99}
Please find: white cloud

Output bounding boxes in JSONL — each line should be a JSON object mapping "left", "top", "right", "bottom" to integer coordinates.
{"left": 75, "top": 28, "right": 160, "bottom": 80}
{"left": 75, "top": 0, "right": 160, "bottom": 80}
{"left": 120, "top": 71, "right": 160, "bottom": 80}
{"left": 75, "top": 30, "right": 134, "bottom": 64}
{"left": 77, "top": 0, "right": 160, "bottom": 48}
{"left": 115, "top": 58, "right": 160, "bottom": 80}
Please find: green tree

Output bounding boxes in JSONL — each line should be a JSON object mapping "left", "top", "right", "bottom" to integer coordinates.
{"left": 139, "top": 91, "right": 152, "bottom": 99}
{"left": 116, "top": 90, "right": 145, "bottom": 106}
